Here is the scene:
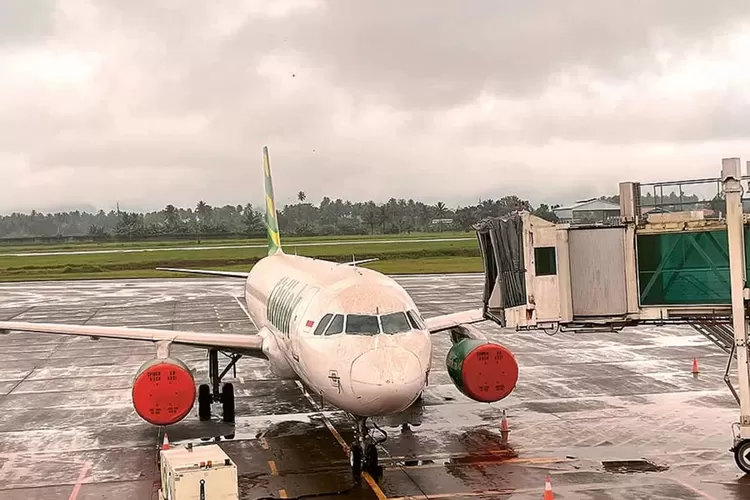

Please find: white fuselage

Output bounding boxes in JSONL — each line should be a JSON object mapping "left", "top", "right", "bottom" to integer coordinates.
{"left": 243, "top": 254, "right": 431, "bottom": 417}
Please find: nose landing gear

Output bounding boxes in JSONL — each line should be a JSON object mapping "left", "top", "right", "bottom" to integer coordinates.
{"left": 349, "top": 417, "right": 385, "bottom": 482}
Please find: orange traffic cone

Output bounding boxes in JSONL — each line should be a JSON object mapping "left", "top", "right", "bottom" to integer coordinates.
{"left": 692, "top": 357, "right": 699, "bottom": 375}
{"left": 162, "top": 432, "right": 170, "bottom": 450}
{"left": 543, "top": 475, "right": 554, "bottom": 499}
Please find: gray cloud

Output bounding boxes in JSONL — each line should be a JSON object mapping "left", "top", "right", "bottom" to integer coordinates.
{"left": 3, "top": 1, "right": 750, "bottom": 215}
{"left": 0, "top": 1, "right": 56, "bottom": 45}
{"left": 276, "top": 1, "right": 750, "bottom": 108}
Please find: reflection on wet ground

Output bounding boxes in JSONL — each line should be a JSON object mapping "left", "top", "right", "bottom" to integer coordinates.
{"left": 0, "top": 274, "right": 749, "bottom": 499}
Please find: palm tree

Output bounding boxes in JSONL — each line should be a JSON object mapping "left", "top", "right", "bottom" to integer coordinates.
{"left": 435, "top": 201, "right": 446, "bottom": 232}
{"left": 297, "top": 191, "right": 306, "bottom": 202}
{"left": 163, "top": 204, "right": 179, "bottom": 231}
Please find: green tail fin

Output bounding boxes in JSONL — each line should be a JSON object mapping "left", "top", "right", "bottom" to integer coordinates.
{"left": 262, "top": 146, "right": 283, "bottom": 255}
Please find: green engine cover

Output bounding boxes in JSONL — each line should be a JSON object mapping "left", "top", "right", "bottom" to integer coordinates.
{"left": 446, "top": 338, "right": 519, "bottom": 403}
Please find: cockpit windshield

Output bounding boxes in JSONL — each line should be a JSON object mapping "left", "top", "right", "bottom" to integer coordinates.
{"left": 311, "top": 309, "right": 425, "bottom": 336}
{"left": 380, "top": 312, "right": 411, "bottom": 334}
{"left": 345, "top": 314, "right": 380, "bottom": 334}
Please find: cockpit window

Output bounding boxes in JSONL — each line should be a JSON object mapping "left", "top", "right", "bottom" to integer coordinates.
{"left": 406, "top": 310, "right": 425, "bottom": 330}
{"left": 313, "top": 314, "right": 333, "bottom": 335}
{"left": 312, "top": 311, "right": 421, "bottom": 336}
{"left": 380, "top": 312, "right": 411, "bottom": 334}
{"left": 345, "top": 314, "right": 380, "bottom": 335}
{"left": 324, "top": 314, "right": 344, "bottom": 335}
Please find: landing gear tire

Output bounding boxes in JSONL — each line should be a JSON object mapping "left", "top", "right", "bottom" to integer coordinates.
{"left": 349, "top": 444, "right": 363, "bottom": 481}
{"left": 221, "top": 383, "right": 235, "bottom": 423}
{"left": 733, "top": 439, "right": 750, "bottom": 474}
{"left": 198, "top": 384, "right": 211, "bottom": 421}
{"left": 364, "top": 443, "right": 382, "bottom": 480}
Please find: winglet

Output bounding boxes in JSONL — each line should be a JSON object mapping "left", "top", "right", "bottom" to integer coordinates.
{"left": 263, "top": 146, "right": 283, "bottom": 255}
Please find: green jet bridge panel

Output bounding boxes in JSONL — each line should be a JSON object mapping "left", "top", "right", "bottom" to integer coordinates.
{"left": 638, "top": 229, "right": 750, "bottom": 307}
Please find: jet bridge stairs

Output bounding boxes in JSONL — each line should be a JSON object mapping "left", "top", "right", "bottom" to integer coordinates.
{"left": 472, "top": 158, "right": 750, "bottom": 474}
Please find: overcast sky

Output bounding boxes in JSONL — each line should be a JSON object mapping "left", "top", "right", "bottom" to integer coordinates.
{"left": 3, "top": 0, "right": 750, "bottom": 215}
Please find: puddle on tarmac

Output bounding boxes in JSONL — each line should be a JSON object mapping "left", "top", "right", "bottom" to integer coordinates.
{"left": 602, "top": 459, "right": 669, "bottom": 473}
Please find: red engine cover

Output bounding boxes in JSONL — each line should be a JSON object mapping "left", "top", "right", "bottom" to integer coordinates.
{"left": 461, "top": 343, "right": 519, "bottom": 402}
{"left": 131, "top": 358, "right": 196, "bottom": 426}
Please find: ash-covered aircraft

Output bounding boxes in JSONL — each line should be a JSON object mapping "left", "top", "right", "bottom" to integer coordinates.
{"left": 0, "top": 147, "right": 519, "bottom": 480}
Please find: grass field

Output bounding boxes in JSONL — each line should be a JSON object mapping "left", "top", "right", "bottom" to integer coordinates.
{"left": 0, "top": 233, "right": 483, "bottom": 282}
{"left": 0, "top": 231, "right": 471, "bottom": 253}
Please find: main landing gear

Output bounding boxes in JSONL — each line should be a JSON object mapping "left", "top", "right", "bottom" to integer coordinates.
{"left": 198, "top": 349, "right": 242, "bottom": 423}
{"left": 348, "top": 417, "right": 386, "bottom": 482}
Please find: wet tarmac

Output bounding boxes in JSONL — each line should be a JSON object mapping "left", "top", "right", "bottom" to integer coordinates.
{"left": 0, "top": 273, "right": 749, "bottom": 499}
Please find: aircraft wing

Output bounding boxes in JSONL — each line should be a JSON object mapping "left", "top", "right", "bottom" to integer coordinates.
{"left": 0, "top": 320, "right": 264, "bottom": 353}
{"left": 424, "top": 308, "right": 486, "bottom": 333}
{"left": 156, "top": 267, "right": 250, "bottom": 279}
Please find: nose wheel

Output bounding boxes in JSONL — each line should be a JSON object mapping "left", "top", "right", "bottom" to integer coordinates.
{"left": 349, "top": 417, "right": 384, "bottom": 482}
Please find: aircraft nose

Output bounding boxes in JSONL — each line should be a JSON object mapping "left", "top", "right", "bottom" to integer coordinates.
{"left": 350, "top": 346, "right": 424, "bottom": 415}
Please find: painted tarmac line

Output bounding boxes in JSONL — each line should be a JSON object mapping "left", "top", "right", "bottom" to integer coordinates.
{"left": 383, "top": 457, "right": 566, "bottom": 470}
{"left": 232, "top": 295, "right": 256, "bottom": 328}
{"left": 294, "top": 380, "right": 349, "bottom": 451}
{"left": 386, "top": 489, "right": 523, "bottom": 499}
{"left": 67, "top": 461, "right": 91, "bottom": 500}
{"left": 278, "top": 488, "right": 289, "bottom": 498}
{"left": 294, "top": 380, "right": 389, "bottom": 500}
{"left": 268, "top": 460, "right": 279, "bottom": 476}
{"left": 363, "top": 472, "right": 388, "bottom": 500}
{"left": 672, "top": 478, "right": 721, "bottom": 500}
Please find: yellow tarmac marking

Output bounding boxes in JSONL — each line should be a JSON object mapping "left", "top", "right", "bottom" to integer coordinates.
{"left": 363, "top": 472, "right": 388, "bottom": 500}
{"left": 294, "top": 381, "right": 387, "bottom": 500}
{"left": 278, "top": 489, "right": 289, "bottom": 498}
{"left": 268, "top": 460, "right": 278, "bottom": 476}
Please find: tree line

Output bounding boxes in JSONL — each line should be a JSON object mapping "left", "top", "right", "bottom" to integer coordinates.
{"left": 0, "top": 188, "right": 719, "bottom": 242}
{"left": 0, "top": 193, "right": 559, "bottom": 241}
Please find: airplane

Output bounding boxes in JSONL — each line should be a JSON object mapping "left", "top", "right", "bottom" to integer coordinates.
{"left": 0, "top": 147, "right": 520, "bottom": 481}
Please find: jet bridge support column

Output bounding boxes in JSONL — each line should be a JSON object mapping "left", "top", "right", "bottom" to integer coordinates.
{"left": 723, "top": 158, "right": 750, "bottom": 472}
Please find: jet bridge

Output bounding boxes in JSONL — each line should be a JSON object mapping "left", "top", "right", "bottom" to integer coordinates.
{"left": 474, "top": 157, "right": 750, "bottom": 474}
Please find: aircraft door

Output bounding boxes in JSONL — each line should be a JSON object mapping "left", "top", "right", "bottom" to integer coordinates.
{"left": 290, "top": 286, "right": 320, "bottom": 362}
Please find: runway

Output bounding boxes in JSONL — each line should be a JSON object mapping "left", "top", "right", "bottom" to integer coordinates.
{"left": 0, "top": 274, "right": 749, "bottom": 499}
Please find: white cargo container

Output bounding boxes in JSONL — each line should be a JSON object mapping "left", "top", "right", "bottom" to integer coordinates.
{"left": 158, "top": 443, "right": 238, "bottom": 500}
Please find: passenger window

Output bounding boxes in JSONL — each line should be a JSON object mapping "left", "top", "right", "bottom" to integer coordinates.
{"left": 380, "top": 312, "right": 411, "bottom": 334}
{"left": 313, "top": 314, "right": 333, "bottom": 335}
{"left": 406, "top": 310, "right": 425, "bottom": 330}
{"left": 345, "top": 314, "right": 380, "bottom": 335}
{"left": 325, "top": 314, "right": 344, "bottom": 335}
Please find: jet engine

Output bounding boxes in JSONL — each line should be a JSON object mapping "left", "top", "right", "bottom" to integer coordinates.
{"left": 131, "top": 357, "right": 196, "bottom": 426}
{"left": 445, "top": 325, "right": 519, "bottom": 403}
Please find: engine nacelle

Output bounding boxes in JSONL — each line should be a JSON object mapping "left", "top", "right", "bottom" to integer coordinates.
{"left": 132, "top": 357, "right": 196, "bottom": 426}
{"left": 446, "top": 338, "right": 519, "bottom": 403}
{"left": 449, "top": 323, "right": 487, "bottom": 344}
